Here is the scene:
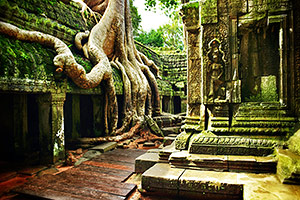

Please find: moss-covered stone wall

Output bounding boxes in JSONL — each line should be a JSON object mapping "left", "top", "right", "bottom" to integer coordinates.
{"left": 0, "top": 0, "right": 125, "bottom": 95}
{"left": 135, "top": 41, "right": 187, "bottom": 98}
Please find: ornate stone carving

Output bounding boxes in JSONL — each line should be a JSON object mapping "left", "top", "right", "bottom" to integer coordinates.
{"left": 189, "top": 136, "right": 284, "bottom": 156}
{"left": 206, "top": 39, "right": 226, "bottom": 102}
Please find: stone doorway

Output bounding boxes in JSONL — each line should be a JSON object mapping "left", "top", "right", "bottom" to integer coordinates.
{"left": 240, "top": 22, "right": 280, "bottom": 102}
{"left": 0, "top": 93, "right": 40, "bottom": 165}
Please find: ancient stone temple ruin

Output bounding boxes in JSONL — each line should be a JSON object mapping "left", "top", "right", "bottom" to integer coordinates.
{"left": 1, "top": 0, "right": 300, "bottom": 199}
{"left": 0, "top": 0, "right": 186, "bottom": 165}
{"left": 137, "top": 0, "right": 300, "bottom": 199}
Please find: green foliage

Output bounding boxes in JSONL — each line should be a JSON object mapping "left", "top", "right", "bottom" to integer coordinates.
{"left": 245, "top": 93, "right": 262, "bottom": 102}
{"left": 135, "top": 29, "right": 164, "bottom": 47}
{"left": 157, "top": 11, "right": 184, "bottom": 50}
{"left": 129, "top": 0, "right": 142, "bottom": 36}
{"left": 145, "top": 0, "right": 179, "bottom": 15}
{"left": 134, "top": 11, "right": 183, "bottom": 50}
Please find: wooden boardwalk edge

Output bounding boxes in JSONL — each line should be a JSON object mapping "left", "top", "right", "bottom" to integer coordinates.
{"left": 13, "top": 149, "right": 146, "bottom": 200}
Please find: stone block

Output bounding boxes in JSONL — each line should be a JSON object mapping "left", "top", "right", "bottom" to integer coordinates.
{"left": 179, "top": 170, "right": 243, "bottom": 199}
{"left": 201, "top": 0, "right": 218, "bottom": 24}
{"left": 89, "top": 142, "right": 117, "bottom": 153}
{"left": 288, "top": 129, "right": 300, "bottom": 156}
{"left": 142, "top": 163, "right": 185, "bottom": 193}
{"left": 175, "top": 131, "right": 194, "bottom": 150}
{"left": 159, "top": 142, "right": 179, "bottom": 161}
{"left": 276, "top": 149, "right": 300, "bottom": 184}
{"left": 135, "top": 153, "right": 160, "bottom": 173}
{"left": 189, "top": 136, "right": 277, "bottom": 156}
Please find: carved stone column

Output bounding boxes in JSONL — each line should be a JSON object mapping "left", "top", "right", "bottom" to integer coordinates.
{"left": 181, "top": 1, "right": 205, "bottom": 132}
{"left": 51, "top": 93, "right": 66, "bottom": 163}
{"left": 175, "top": 1, "right": 204, "bottom": 150}
{"left": 178, "top": 0, "right": 243, "bottom": 144}
{"left": 38, "top": 92, "right": 66, "bottom": 164}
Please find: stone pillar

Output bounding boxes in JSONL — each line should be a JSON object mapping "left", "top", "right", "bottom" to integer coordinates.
{"left": 181, "top": 1, "right": 205, "bottom": 131}
{"left": 38, "top": 93, "right": 66, "bottom": 164}
{"left": 51, "top": 93, "right": 66, "bottom": 163}
{"left": 179, "top": 0, "right": 242, "bottom": 135}
{"left": 175, "top": 1, "right": 204, "bottom": 150}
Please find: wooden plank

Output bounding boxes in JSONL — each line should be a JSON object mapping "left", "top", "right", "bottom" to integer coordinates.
{"left": 92, "top": 153, "right": 138, "bottom": 164}
{"left": 79, "top": 162, "right": 132, "bottom": 175}
{"left": 83, "top": 160, "right": 133, "bottom": 171}
{"left": 12, "top": 148, "right": 143, "bottom": 200}
{"left": 58, "top": 171, "right": 136, "bottom": 191}
{"left": 103, "top": 149, "right": 145, "bottom": 160}
{"left": 104, "top": 149, "right": 146, "bottom": 158}
{"left": 61, "top": 167, "right": 126, "bottom": 182}
{"left": 56, "top": 173, "right": 136, "bottom": 197}
{"left": 87, "top": 159, "right": 135, "bottom": 171}
{"left": 78, "top": 163, "right": 133, "bottom": 181}
{"left": 15, "top": 175, "right": 126, "bottom": 200}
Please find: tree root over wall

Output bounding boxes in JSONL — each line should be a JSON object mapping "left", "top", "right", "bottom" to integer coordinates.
{"left": 0, "top": 0, "right": 161, "bottom": 144}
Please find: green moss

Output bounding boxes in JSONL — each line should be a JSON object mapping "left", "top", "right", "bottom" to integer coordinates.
{"left": 112, "top": 66, "right": 123, "bottom": 93}
{"left": 201, "top": 0, "right": 218, "bottom": 24}
{"left": 0, "top": 0, "right": 9, "bottom": 8}
{"left": 182, "top": 2, "right": 199, "bottom": 9}
{"left": 74, "top": 55, "right": 93, "bottom": 73}
{"left": 288, "top": 129, "right": 300, "bottom": 155}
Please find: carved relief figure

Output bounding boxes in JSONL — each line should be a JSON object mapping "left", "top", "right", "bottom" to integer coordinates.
{"left": 207, "top": 39, "right": 226, "bottom": 102}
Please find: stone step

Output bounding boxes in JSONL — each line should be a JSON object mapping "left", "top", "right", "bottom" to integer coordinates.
{"left": 169, "top": 151, "right": 277, "bottom": 174}
{"left": 141, "top": 163, "right": 300, "bottom": 200}
{"left": 161, "top": 126, "right": 182, "bottom": 135}
{"left": 189, "top": 136, "right": 284, "bottom": 156}
{"left": 210, "top": 127, "right": 291, "bottom": 136}
{"left": 135, "top": 151, "right": 160, "bottom": 173}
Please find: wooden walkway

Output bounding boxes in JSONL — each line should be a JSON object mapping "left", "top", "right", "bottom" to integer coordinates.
{"left": 13, "top": 149, "right": 146, "bottom": 200}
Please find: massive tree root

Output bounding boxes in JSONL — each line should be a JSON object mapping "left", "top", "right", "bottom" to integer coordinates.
{"left": 0, "top": 0, "right": 161, "bottom": 142}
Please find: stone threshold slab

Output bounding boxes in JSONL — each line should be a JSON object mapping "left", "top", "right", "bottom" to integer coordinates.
{"left": 142, "top": 163, "right": 300, "bottom": 200}
{"left": 142, "top": 163, "right": 243, "bottom": 199}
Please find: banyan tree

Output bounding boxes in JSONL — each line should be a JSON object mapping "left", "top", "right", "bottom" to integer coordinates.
{"left": 0, "top": 0, "right": 161, "bottom": 143}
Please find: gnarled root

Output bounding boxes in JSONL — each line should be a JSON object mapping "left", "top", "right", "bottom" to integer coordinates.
{"left": 73, "top": 0, "right": 101, "bottom": 23}
{"left": 0, "top": 21, "right": 119, "bottom": 134}
{"left": 77, "top": 121, "right": 142, "bottom": 145}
